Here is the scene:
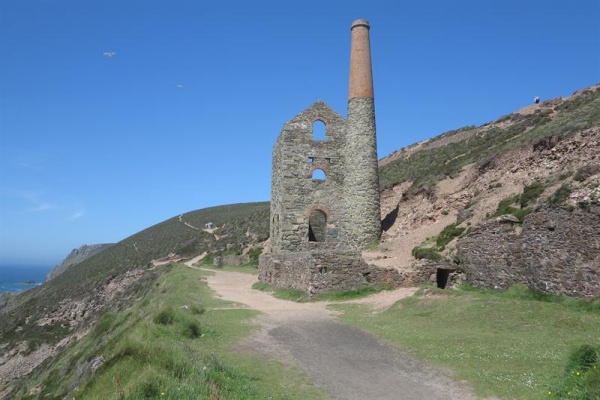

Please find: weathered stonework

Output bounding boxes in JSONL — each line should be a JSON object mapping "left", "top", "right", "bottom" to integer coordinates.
{"left": 269, "top": 101, "right": 351, "bottom": 253}
{"left": 259, "top": 19, "right": 387, "bottom": 295}
{"left": 259, "top": 251, "right": 402, "bottom": 295}
{"left": 458, "top": 206, "right": 600, "bottom": 299}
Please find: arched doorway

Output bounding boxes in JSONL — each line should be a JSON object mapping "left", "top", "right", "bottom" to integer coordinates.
{"left": 308, "top": 209, "right": 327, "bottom": 242}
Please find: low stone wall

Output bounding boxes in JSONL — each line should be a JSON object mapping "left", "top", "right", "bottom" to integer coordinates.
{"left": 259, "top": 250, "right": 403, "bottom": 295}
{"left": 458, "top": 206, "right": 600, "bottom": 299}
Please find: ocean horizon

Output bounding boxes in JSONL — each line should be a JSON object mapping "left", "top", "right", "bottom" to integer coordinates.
{"left": 0, "top": 264, "right": 54, "bottom": 294}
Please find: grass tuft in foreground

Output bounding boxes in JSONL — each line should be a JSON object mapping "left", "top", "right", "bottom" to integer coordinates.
{"left": 550, "top": 344, "right": 600, "bottom": 399}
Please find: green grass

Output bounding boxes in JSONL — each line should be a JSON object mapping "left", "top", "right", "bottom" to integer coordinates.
{"left": 312, "top": 286, "right": 383, "bottom": 301}
{"left": 550, "top": 345, "right": 600, "bottom": 399}
{"left": 435, "top": 223, "right": 466, "bottom": 250}
{"left": 519, "top": 181, "right": 546, "bottom": 208}
{"left": 11, "top": 265, "right": 325, "bottom": 399}
{"left": 411, "top": 246, "right": 442, "bottom": 261}
{"left": 547, "top": 184, "right": 573, "bottom": 206}
{"left": 273, "top": 289, "right": 311, "bottom": 302}
{"left": 411, "top": 222, "right": 466, "bottom": 260}
{"left": 253, "top": 282, "right": 385, "bottom": 303}
{"left": 252, "top": 281, "right": 273, "bottom": 291}
{"left": 331, "top": 284, "right": 600, "bottom": 399}
{"left": 201, "top": 263, "right": 259, "bottom": 275}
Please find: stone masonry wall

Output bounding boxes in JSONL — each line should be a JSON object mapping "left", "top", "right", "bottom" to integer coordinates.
{"left": 345, "top": 97, "right": 381, "bottom": 248}
{"left": 269, "top": 101, "right": 349, "bottom": 253}
{"left": 259, "top": 251, "right": 402, "bottom": 295}
{"left": 458, "top": 206, "right": 600, "bottom": 299}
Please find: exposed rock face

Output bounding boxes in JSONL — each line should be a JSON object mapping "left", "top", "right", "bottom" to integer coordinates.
{"left": 46, "top": 244, "right": 113, "bottom": 281}
{"left": 458, "top": 206, "right": 600, "bottom": 299}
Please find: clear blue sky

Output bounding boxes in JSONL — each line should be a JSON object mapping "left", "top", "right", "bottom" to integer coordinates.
{"left": 1, "top": 0, "right": 598, "bottom": 265}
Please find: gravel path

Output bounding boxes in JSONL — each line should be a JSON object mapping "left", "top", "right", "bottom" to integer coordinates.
{"left": 201, "top": 268, "right": 479, "bottom": 400}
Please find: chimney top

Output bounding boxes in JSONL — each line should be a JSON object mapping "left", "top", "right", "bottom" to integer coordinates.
{"left": 351, "top": 19, "right": 370, "bottom": 30}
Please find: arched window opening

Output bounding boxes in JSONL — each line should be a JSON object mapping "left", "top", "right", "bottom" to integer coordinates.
{"left": 308, "top": 210, "right": 327, "bottom": 242}
{"left": 312, "top": 120, "right": 326, "bottom": 141}
{"left": 312, "top": 168, "right": 326, "bottom": 180}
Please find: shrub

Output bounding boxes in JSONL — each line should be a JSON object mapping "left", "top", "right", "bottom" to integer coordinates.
{"left": 182, "top": 321, "right": 202, "bottom": 339}
{"left": 190, "top": 305, "right": 205, "bottom": 315}
{"left": 154, "top": 308, "right": 175, "bottom": 325}
{"left": 436, "top": 223, "right": 466, "bottom": 249}
{"left": 565, "top": 345, "right": 599, "bottom": 374}
{"left": 411, "top": 247, "right": 442, "bottom": 261}
{"left": 247, "top": 247, "right": 263, "bottom": 265}
{"left": 492, "top": 196, "right": 533, "bottom": 222}
{"left": 574, "top": 164, "right": 600, "bottom": 182}
{"left": 519, "top": 181, "right": 545, "bottom": 208}
{"left": 547, "top": 184, "right": 573, "bottom": 206}
{"left": 551, "top": 345, "right": 600, "bottom": 399}
{"left": 559, "top": 171, "right": 573, "bottom": 180}
{"left": 494, "top": 196, "right": 519, "bottom": 216}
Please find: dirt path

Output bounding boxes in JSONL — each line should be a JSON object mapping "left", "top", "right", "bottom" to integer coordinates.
{"left": 197, "top": 265, "right": 479, "bottom": 400}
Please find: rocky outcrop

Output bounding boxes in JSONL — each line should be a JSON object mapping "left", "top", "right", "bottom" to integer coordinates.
{"left": 458, "top": 206, "right": 600, "bottom": 299}
{"left": 46, "top": 244, "right": 113, "bottom": 281}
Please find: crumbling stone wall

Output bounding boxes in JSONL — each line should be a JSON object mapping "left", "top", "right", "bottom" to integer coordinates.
{"left": 458, "top": 206, "right": 600, "bottom": 299}
{"left": 259, "top": 251, "right": 402, "bottom": 296}
{"left": 269, "top": 101, "right": 350, "bottom": 253}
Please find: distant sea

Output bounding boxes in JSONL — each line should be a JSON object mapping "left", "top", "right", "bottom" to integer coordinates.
{"left": 0, "top": 264, "right": 53, "bottom": 294}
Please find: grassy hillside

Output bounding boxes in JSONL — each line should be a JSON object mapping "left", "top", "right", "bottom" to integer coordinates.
{"left": 379, "top": 86, "right": 600, "bottom": 195}
{"left": 0, "top": 202, "right": 269, "bottom": 349}
{"left": 7, "top": 264, "right": 325, "bottom": 399}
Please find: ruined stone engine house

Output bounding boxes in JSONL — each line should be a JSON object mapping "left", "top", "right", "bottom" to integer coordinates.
{"left": 259, "top": 20, "right": 402, "bottom": 295}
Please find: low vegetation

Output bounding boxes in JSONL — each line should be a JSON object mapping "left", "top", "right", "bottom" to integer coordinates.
{"left": 411, "top": 246, "right": 442, "bottom": 261}
{"left": 490, "top": 180, "right": 547, "bottom": 222}
{"left": 550, "top": 344, "right": 600, "bottom": 399}
{"left": 332, "top": 284, "right": 600, "bottom": 400}
{"left": 252, "top": 282, "right": 383, "bottom": 302}
{"left": 411, "top": 222, "right": 467, "bottom": 261}
{"left": 547, "top": 184, "right": 573, "bottom": 206}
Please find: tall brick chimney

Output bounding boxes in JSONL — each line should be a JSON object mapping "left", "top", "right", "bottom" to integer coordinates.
{"left": 345, "top": 19, "right": 381, "bottom": 247}
{"left": 348, "top": 19, "right": 374, "bottom": 100}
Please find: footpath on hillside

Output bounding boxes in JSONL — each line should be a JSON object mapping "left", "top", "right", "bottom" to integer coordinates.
{"left": 184, "top": 257, "right": 479, "bottom": 400}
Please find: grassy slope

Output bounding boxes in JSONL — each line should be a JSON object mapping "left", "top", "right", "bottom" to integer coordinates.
{"left": 10, "top": 264, "right": 325, "bottom": 399}
{"left": 379, "top": 86, "right": 600, "bottom": 193}
{"left": 332, "top": 285, "right": 600, "bottom": 400}
{"left": 0, "top": 202, "right": 269, "bottom": 347}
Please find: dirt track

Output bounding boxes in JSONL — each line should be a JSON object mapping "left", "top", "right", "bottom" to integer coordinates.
{"left": 199, "top": 265, "right": 479, "bottom": 400}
